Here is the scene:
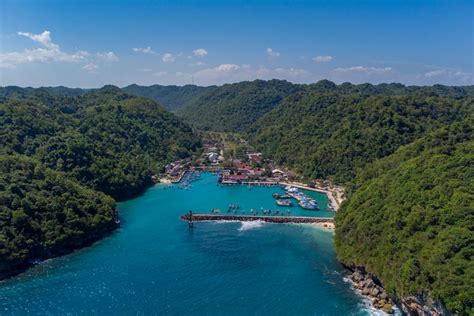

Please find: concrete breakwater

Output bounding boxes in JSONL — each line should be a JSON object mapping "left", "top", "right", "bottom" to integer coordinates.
{"left": 181, "top": 213, "right": 334, "bottom": 224}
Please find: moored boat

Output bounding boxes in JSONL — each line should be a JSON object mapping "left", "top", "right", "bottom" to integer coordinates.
{"left": 298, "top": 199, "right": 319, "bottom": 210}
{"left": 285, "top": 186, "right": 299, "bottom": 193}
{"left": 276, "top": 199, "right": 293, "bottom": 207}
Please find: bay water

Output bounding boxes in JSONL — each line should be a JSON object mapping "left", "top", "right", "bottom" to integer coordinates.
{"left": 0, "top": 173, "right": 376, "bottom": 315}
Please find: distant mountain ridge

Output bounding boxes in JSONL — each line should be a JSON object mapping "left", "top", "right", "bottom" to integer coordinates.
{"left": 122, "top": 84, "right": 214, "bottom": 112}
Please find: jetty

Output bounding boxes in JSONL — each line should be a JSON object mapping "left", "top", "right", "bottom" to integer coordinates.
{"left": 181, "top": 212, "right": 334, "bottom": 224}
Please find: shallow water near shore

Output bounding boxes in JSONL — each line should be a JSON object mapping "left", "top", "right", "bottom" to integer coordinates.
{"left": 0, "top": 173, "right": 374, "bottom": 315}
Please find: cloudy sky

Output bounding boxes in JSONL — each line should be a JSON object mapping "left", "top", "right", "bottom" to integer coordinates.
{"left": 0, "top": 0, "right": 472, "bottom": 88}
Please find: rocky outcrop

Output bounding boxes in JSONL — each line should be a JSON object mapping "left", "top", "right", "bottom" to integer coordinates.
{"left": 348, "top": 269, "right": 395, "bottom": 314}
{"left": 399, "top": 294, "right": 445, "bottom": 316}
{"left": 347, "top": 268, "right": 447, "bottom": 315}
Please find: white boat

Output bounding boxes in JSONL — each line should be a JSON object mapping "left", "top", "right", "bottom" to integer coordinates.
{"left": 285, "top": 186, "right": 299, "bottom": 193}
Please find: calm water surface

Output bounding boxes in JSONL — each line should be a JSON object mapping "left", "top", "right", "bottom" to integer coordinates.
{"left": 0, "top": 173, "right": 375, "bottom": 315}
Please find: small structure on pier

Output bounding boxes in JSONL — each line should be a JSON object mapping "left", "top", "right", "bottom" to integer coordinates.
{"left": 187, "top": 210, "right": 193, "bottom": 228}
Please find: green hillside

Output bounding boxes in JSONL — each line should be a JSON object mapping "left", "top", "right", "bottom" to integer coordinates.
{"left": 0, "top": 154, "right": 116, "bottom": 276}
{"left": 252, "top": 90, "right": 473, "bottom": 182}
{"left": 335, "top": 120, "right": 474, "bottom": 314}
{"left": 1, "top": 86, "right": 201, "bottom": 199}
{"left": 123, "top": 84, "right": 212, "bottom": 112}
{"left": 178, "top": 79, "right": 303, "bottom": 132}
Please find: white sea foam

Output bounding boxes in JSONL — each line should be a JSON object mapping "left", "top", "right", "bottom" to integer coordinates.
{"left": 238, "top": 220, "right": 265, "bottom": 231}
{"left": 344, "top": 277, "right": 402, "bottom": 316}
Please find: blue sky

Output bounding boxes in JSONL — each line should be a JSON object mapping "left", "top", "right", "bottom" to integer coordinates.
{"left": 0, "top": 0, "right": 472, "bottom": 87}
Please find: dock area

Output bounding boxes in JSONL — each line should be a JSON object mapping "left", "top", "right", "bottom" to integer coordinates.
{"left": 181, "top": 213, "right": 334, "bottom": 224}
{"left": 220, "top": 180, "right": 280, "bottom": 186}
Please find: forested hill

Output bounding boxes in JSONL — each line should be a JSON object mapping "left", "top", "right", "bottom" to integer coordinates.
{"left": 335, "top": 119, "right": 474, "bottom": 314}
{"left": 122, "top": 84, "right": 213, "bottom": 112}
{"left": 178, "top": 79, "right": 303, "bottom": 132}
{"left": 177, "top": 79, "right": 474, "bottom": 133}
{"left": 0, "top": 86, "right": 87, "bottom": 101}
{"left": 1, "top": 86, "right": 201, "bottom": 199}
{"left": 0, "top": 86, "right": 200, "bottom": 276}
{"left": 0, "top": 155, "right": 117, "bottom": 276}
{"left": 251, "top": 90, "right": 474, "bottom": 183}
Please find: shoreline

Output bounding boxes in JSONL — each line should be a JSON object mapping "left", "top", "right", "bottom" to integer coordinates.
{"left": 0, "top": 223, "right": 117, "bottom": 282}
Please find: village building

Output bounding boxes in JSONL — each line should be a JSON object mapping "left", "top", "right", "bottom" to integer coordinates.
{"left": 247, "top": 152, "right": 263, "bottom": 163}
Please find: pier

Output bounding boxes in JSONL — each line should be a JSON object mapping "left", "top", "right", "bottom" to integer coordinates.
{"left": 181, "top": 213, "right": 334, "bottom": 224}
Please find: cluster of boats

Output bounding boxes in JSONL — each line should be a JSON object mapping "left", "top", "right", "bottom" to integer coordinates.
{"left": 272, "top": 193, "right": 293, "bottom": 207}
{"left": 209, "top": 185, "right": 318, "bottom": 217}
{"left": 273, "top": 186, "right": 319, "bottom": 210}
{"left": 178, "top": 171, "right": 201, "bottom": 189}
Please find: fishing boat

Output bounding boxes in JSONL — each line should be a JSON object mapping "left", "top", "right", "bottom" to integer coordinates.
{"left": 273, "top": 193, "right": 291, "bottom": 199}
{"left": 276, "top": 199, "right": 293, "bottom": 207}
{"left": 299, "top": 199, "right": 319, "bottom": 210}
{"left": 285, "top": 186, "right": 299, "bottom": 193}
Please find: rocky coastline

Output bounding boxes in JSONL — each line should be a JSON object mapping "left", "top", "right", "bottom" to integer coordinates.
{"left": 347, "top": 268, "right": 446, "bottom": 315}
{"left": 347, "top": 268, "right": 395, "bottom": 314}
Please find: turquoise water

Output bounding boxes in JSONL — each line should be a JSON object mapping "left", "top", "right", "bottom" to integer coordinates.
{"left": 0, "top": 173, "right": 371, "bottom": 315}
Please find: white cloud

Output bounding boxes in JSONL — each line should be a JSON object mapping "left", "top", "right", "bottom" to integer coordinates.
{"left": 214, "top": 64, "right": 240, "bottom": 72}
{"left": 313, "top": 55, "right": 333, "bottom": 63}
{"left": 191, "top": 63, "right": 308, "bottom": 85}
{"left": 153, "top": 71, "right": 168, "bottom": 76}
{"left": 1, "top": 31, "right": 90, "bottom": 68}
{"left": 82, "top": 63, "right": 98, "bottom": 72}
{"left": 0, "top": 30, "right": 117, "bottom": 69}
{"left": 133, "top": 46, "right": 156, "bottom": 54}
{"left": 193, "top": 48, "right": 208, "bottom": 57}
{"left": 256, "top": 67, "right": 307, "bottom": 78}
{"left": 333, "top": 66, "right": 392, "bottom": 75}
{"left": 96, "top": 51, "right": 119, "bottom": 62}
{"left": 17, "top": 31, "right": 58, "bottom": 50}
{"left": 422, "top": 68, "right": 472, "bottom": 83}
{"left": 266, "top": 48, "right": 280, "bottom": 58}
{"left": 190, "top": 61, "right": 206, "bottom": 66}
{"left": 162, "top": 53, "right": 176, "bottom": 63}
{"left": 424, "top": 69, "right": 444, "bottom": 77}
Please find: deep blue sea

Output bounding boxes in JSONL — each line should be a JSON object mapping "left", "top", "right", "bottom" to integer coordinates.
{"left": 0, "top": 173, "right": 377, "bottom": 315}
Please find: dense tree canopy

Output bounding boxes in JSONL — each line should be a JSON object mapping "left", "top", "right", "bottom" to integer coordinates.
{"left": 252, "top": 91, "right": 473, "bottom": 182}
{"left": 178, "top": 79, "right": 303, "bottom": 132}
{"left": 335, "top": 120, "right": 474, "bottom": 315}
{"left": 0, "top": 86, "right": 201, "bottom": 199}
{"left": 123, "top": 84, "right": 213, "bottom": 112}
{"left": 0, "top": 155, "right": 116, "bottom": 275}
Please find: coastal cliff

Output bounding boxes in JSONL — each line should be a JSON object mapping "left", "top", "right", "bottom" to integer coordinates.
{"left": 335, "top": 121, "right": 473, "bottom": 315}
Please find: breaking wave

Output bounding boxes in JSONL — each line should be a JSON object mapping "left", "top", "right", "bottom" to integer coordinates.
{"left": 238, "top": 220, "right": 266, "bottom": 231}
